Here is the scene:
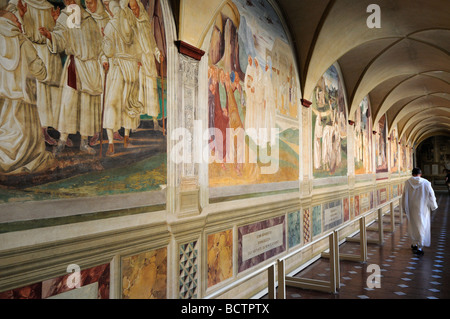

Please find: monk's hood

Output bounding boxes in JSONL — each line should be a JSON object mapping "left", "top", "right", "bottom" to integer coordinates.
{"left": 407, "top": 176, "right": 425, "bottom": 189}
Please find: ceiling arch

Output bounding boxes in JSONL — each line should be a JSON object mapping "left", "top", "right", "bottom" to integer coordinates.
{"left": 415, "top": 131, "right": 450, "bottom": 146}
{"left": 275, "top": 0, "right": 450, "bottom": 145}
{"left": 406, "top": 120, "right": 450, "bottom": 144}
{"left": 399, "top": 109, "right": 450, "bottom": 140}
{"left": 411, "top": 125, "right": 450, "bottom": 146}
{"left": 373, "top": 73, "right": 450, "bottom": 125}
{"left": 397, "top": 107, "right": 450, "bottom": 137}
{"left": 388, "top": 94, "right": 450, "bottom": 134}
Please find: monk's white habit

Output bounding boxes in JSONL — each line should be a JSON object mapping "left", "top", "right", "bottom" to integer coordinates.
{"left": 102, "top": 1, "right": 143, "bottom": 132}
{"left": 0, "top": 16, "right": 54, "bottom": 174}
{"left": 128, "top": 0, "right": 161, "bottom": 118}
{"left": 402, "top": 176, "right": 438, "bottom": 247}
{"left": 47, "top": 5, "right": 104, "bottom": 137}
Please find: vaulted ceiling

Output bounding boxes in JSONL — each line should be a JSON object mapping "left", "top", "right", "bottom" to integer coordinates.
{"left": 275, "top": 0, "right": 450, "bottom": 146}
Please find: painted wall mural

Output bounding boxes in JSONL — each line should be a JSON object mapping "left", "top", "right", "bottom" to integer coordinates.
{"left": 207, "top": 0, "right": 299, "bottom": 187}
{"left": 0, "top": 0, "right": 167, "bottom": 204}
{"left": 312, "top": 64, "right": 348, "bottom": 178}
{"left": 121, "top": 247, "right": 167, "bottom": 299}
{"left": 353, "top": 96, "right": 372, "bottom": 174}
{"left": 375, "top": 115, "right": 388, "bottom": 173}
{"left": 207, "top": 229, "right": 233, "bottom": 288}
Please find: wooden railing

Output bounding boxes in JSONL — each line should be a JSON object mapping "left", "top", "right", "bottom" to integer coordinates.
{"left": 203, "top": 195, "right": 404, "bottom": 299}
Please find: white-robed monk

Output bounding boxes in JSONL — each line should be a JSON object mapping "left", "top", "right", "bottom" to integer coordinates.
{"left": 0, "top": 10, "right": 55, "bottom": 174}
{"left": 39, "top": 0, "right": 105, "bottom": 155}
{"left": 86, "top": 0, "right": 109, "bottom": 31}
{"left": 102, "top": 0, "right": 143, "bottom": 156}
{"left": 6, "top": 0, "right": 62, "bottom": 146}
{"left": 127, "top": 0, "right": 163, "bottom": 132}
{"left": 402, "top": 167, "right": 438, "bottom": 255}
{"left": 84, "top": 0, "right": 110, "bottom": 146}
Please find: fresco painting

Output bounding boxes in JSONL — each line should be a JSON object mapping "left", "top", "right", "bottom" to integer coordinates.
{"left": 353, "top": 96, "right": 372, "bottom": 174}
{"left": 207, "top": 0, "right": 299, "bottom": 187}
{"left": 390, "top": 127, "right": 399, "bottom": 173}
{"left": 0, "top": 0, "right": 167, "bottom": 204}
{"left": 207, "top": 229, "right": 233, "bottom": 287}
{"left": 375, "top": 115, "right": 388, "bottom": 173}
{"left": 311, "top": 64, "right": 347, "bottom": 178}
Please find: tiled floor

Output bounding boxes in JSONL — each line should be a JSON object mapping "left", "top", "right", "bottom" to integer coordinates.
{"left": 266, "top": 192, "right": 449, "bottom": 299}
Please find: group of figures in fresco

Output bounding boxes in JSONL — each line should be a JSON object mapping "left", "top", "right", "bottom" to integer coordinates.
{"left": 208, "top": 55, "right": 279, "bottom": 172}
{"left": 353, "top": 96, "right": 373, "bottom": 174}
{"left": 0, "top": 0, "right": 410, "bottom": 202}
{"left": 312, "top": 65, "right": 347, "bottom": 176}
{"left": 0, "top": 0, "right": 164, "bottom": 176}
